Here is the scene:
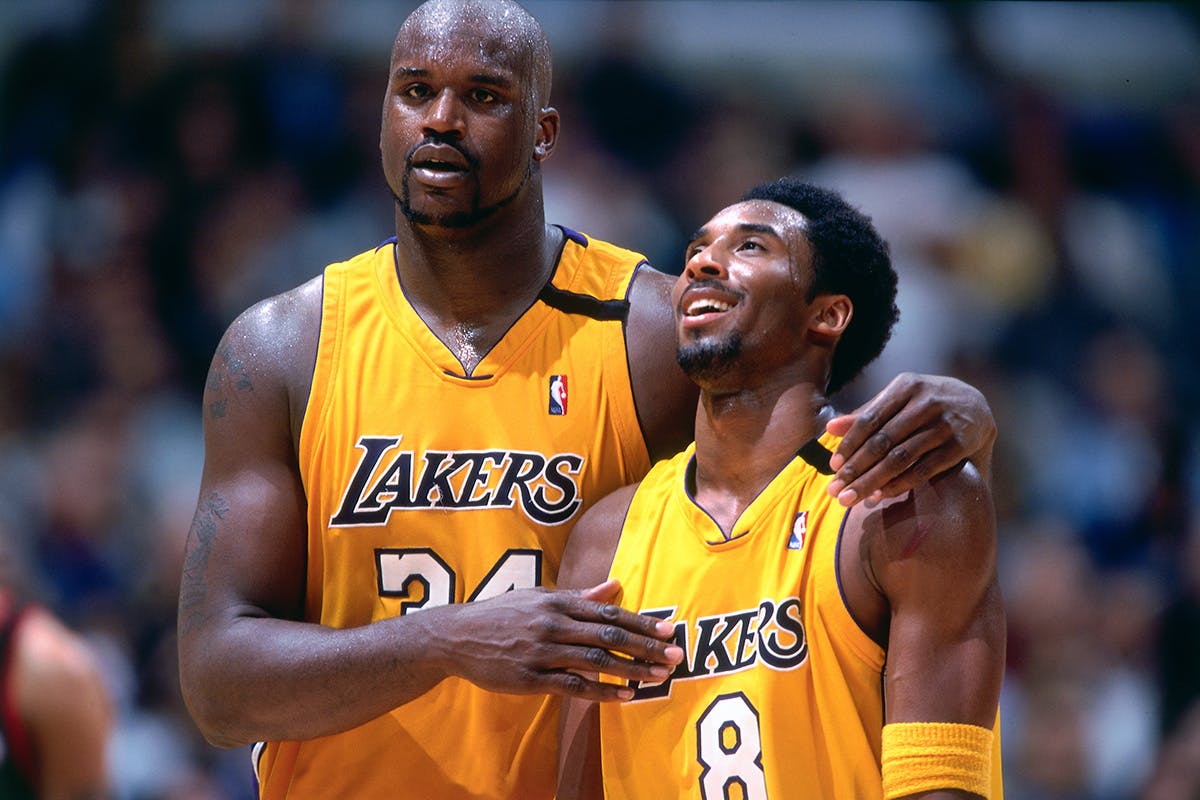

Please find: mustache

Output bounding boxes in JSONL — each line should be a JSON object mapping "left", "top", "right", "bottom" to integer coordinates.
{"left": 404, "top": 133, "right": 479, "bottom": 170}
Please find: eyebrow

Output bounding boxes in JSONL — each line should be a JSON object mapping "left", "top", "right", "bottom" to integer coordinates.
{"left": 686, "top": 221, "right": 782, "bottom": 246}
{"left": 392, "top": 66, "right": 514, "bottom": 90}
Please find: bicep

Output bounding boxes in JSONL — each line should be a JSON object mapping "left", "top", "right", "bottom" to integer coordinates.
{"left": 558, "top": 484, "right": 637, "bottom": 591}
{"left": 179, "top": 313, "right": 309, "bottom": 647}
{"left": 874, "top": 469, "right": 1005, "bottom": 727}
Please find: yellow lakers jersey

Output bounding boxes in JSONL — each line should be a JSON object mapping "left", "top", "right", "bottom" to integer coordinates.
{"left": 601, "top": 434, "right": 1001, "bottom": 799}
{"left": 256, "top": 228, "right": 652, "bottom": 799}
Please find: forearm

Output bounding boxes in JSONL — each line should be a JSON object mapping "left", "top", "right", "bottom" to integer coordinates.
{"left": 558, "top": 697, "right": 603, "bottom": 800}
{"left": 181, "top": 612, "right": 447, "bottom": 747}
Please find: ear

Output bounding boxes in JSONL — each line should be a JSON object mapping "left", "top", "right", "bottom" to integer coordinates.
{"left": 807, "top": 294, "right": 852, "bottom": 346}
{"left": 533, "top": 106, "right": 560, "bottom": 162}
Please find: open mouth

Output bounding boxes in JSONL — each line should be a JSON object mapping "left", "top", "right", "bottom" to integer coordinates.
{"left": 679, "top": 284, "right": 741, "bottom": 320}
{"left": 684, "top": 297, "right": 734, "bottom": 316}
{"left": 412, "top": 157, "right": 466, "bottom": 173}
{"left": 408, "top": 142, "right": 471, "bottom": 181}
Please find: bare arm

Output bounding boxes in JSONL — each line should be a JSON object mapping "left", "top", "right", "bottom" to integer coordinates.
{"left": 826, "top": 373, "right": 997, "bottom": 506}
{"left": 626, "top": 267, "right": 700, "bottom": 462}
{"left": 178, "top": 282, "right": 680, "bottom": 748}
{"left": 16, "top": 609, "right": 113, "bottom": 800}
{"left": 847, "top": 463, "right": 1004, "bottom": 799}
{"left": 557, "top": 485, "right": 652, "bottom": 800}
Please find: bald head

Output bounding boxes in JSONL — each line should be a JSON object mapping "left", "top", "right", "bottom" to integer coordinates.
{"left": 396, "top": 0, "right": 553, "bottom": 108}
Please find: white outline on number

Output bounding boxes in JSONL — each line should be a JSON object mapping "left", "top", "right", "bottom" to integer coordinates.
{"left": 375, "top": 548, "right": 542, "bottom": 613}
{"left": 696, "top": 692, "right": 768, "bottom": 800}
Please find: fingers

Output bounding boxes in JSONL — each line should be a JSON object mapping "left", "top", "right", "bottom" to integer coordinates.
{"left": 866, "top": 442, "right": 963, "bottom": 500}
{"left": 827, "top": 375, "right": 917, "bottom": 475}
{"left": 559, "top": 591, "right": 681, "bottom": 661}
{"left": 828, "top": 404, "right": 940, "bottom": 507}
{"left": 524, "top": 589, "right": 683, "bottom": 697}
{"left": 539, "top": 668, "right": 645, "bottom": 703}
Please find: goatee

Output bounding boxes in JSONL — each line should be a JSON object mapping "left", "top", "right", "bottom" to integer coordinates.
{"left": 395, "top": 161, "right": 535, "bottom": 229}
{"left": 677, "top": 332, "right": 742, "bottom": 381}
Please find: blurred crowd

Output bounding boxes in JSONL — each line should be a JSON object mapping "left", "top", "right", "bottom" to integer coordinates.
{"left": 0, "top": 2, "right": 1198, "bottom": 798}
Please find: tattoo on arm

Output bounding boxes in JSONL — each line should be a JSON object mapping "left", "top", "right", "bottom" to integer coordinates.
{"left": 179, "top": 491, "right": 229, "bottom": 636}
{"left": 206, "top": 345, "right": 254, "bottom": 420}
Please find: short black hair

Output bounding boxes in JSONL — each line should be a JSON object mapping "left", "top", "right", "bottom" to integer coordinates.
{"left": 740, "top": 177, "right": 898, "bottom": 394}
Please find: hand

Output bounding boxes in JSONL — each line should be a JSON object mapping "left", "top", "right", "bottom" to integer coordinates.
{"left": 824, "top": 372, "right": 996, "bottom": 506}
{"left": 432, "top": 579, "right": 683, "bottom": 702}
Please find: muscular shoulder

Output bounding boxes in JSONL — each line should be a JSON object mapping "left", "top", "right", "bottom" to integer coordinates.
{"left": 559, "top": 483, "right": 641, "bottom": 591}
{"left": 852, "top": 462, "right": 996, "bottom": 606}
{"left": 206, "top": 276, "right": 323, "bottom": 442}
{"left": 222, "top": 276, "right": 323, "bottom": 385}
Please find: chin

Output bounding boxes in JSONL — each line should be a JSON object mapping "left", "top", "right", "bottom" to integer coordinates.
{"left": 677, "top": 334, "right": 742, "bottom": 380}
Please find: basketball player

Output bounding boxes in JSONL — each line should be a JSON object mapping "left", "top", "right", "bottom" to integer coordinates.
{"left": 176, "top": 2, "right": 998, "bottom": 798}
{"left": 557, "top": 179, "right": 1004, "bottom": 799}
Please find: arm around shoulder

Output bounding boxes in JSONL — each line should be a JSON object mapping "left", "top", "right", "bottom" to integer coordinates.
{"left": 827, "top": 373, "right": 997, "bottom": 506}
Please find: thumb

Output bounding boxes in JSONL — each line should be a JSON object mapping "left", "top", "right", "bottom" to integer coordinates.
{"left": 824, "top": 414, "right": 855, "bottom": 436}
{"left": 579, "top": 578, "right": 622, "bottom": 603}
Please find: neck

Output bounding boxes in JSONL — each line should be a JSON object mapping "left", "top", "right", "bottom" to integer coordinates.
{"left": 392, "top": 193, "right": 563, "bottom": 373}
{"left": 394, "top": 186, "right": 555, "bottom": 307}
{"left": 691, "top": 375, "right": 834, "bottom": 535}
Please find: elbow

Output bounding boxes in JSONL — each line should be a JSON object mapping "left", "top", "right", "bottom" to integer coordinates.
{"left": 178, "top": 658, "right": 257, "bottom": 749}
{"left": 182, "top": 686, "right": 256, "bottom": 749}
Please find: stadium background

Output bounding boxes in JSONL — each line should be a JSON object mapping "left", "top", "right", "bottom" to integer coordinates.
{"left": 1, "top": 1, "right": 1198, "bottom": 797}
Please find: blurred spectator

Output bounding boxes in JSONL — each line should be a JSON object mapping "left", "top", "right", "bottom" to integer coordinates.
{"left": 0, "top": 521, "right": 114, "bottom": 799}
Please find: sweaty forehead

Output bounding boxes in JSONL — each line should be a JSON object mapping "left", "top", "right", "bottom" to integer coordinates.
{"left": 395, "top": 3, "right": 536, "bottom": 74}
{"left": 709, "top": 200, "right": 809, "bottom": 237}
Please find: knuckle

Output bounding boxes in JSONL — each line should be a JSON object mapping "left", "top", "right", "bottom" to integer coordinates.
{"left": 586, "top": 647, "right": 613, "bottom": 669}
{"left": 867, "top": 431, "right": 892, "bottom": 455}
{"left": 531, "top": 616, "right": 560, "bottom": 639}
{"left": 561, "top": 672, "right": 589, "bottom": 696}
{"left": 599, "top": 624, "right": 629, "bottom": 648}
{"left": 909, "top": 459, "right": 933, "bottom": 481}
{"left": 886, "top": 445, "right": 911, "bottom": 465}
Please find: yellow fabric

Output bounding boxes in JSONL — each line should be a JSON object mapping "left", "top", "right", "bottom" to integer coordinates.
{"left": 882, "top": 722, "right": 994, "bottom": 799}
{"left": 599, "top": 439, "right": 1004, "bottom": 800}
{"left": 600, "top": 435, "right": 891, "bottom": 799}
{"left": 256, "top": 231, "right": 651, "bottom": 799}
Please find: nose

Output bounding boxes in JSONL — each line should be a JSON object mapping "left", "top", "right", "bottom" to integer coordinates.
{"left": 423, "top": 89, "right": 464, "bottom": 139}
{"left": 684, "top": 243, "right": 728, "bottom": 282}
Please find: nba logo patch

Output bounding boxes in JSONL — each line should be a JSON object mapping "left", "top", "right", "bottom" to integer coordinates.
{"left": 548, "top": 375, "right": 568, "bottom": 415}
{"left": 787, "top": 512, "right": 808, "bottom": 550}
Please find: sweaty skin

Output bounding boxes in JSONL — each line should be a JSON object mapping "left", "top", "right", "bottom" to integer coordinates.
{"left": 177, "top": 0, "right": 995, "bottom": 780}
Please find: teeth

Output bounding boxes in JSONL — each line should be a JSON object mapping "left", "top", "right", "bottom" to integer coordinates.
{"left": 686, "top": 299, "right": 731, "bottom": 316}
